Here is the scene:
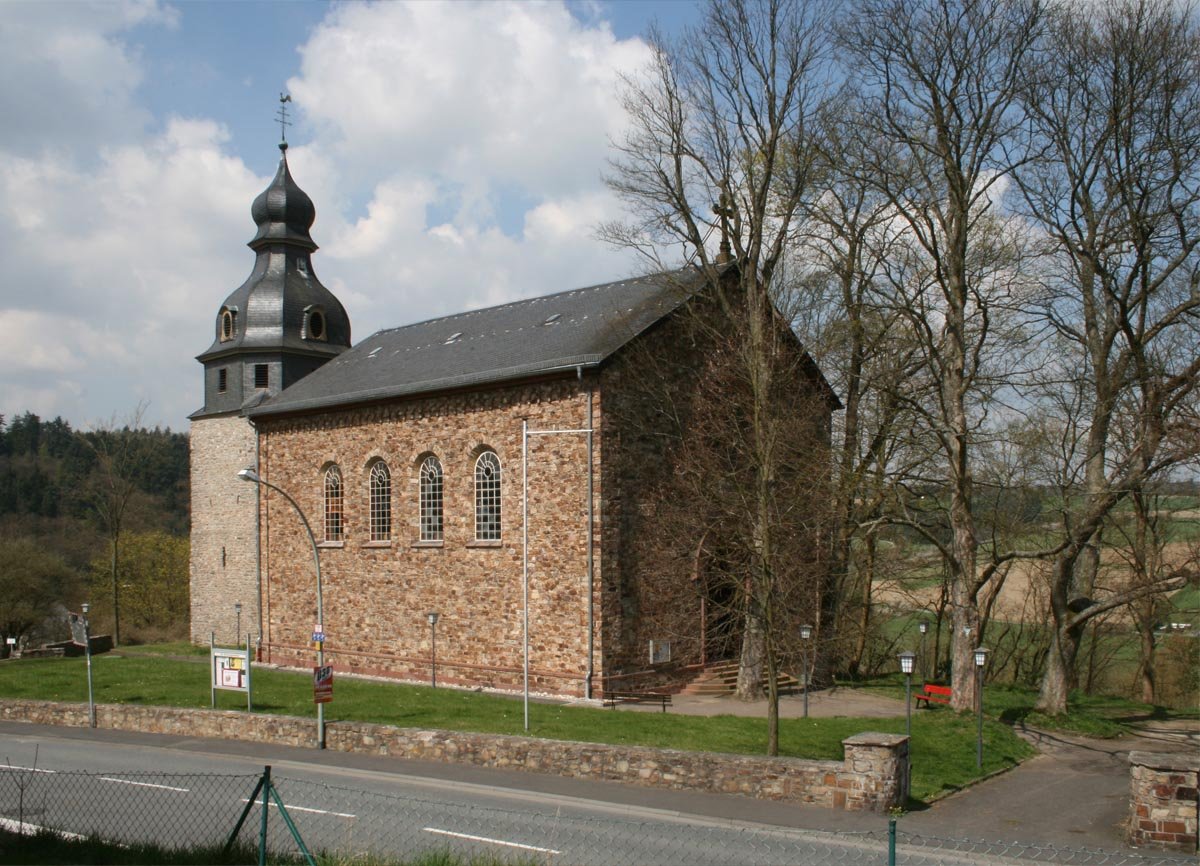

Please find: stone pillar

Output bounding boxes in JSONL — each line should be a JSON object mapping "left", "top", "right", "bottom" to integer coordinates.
{"left": 1127, "top": 751, "right": 1199, "bottom": 852}
{"left": 841, "top": 732, "right": 910, "bottom": 812}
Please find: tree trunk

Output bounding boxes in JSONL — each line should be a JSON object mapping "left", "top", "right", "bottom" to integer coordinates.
{"left": 110, "top": 535, "right": 121, "bottom": 647}
{"left": 1037, "top": 620, "right": 1082, "bottom": 715}
{"left": 736, "top": 591, "right": 766, "bottom": 700}
{"left": 847, "top": 534, "right": 876, "bottom": 677}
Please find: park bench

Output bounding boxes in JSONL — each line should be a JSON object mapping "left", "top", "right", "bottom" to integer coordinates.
{"left": 914, "top": 683, "right": 952, "bottom": 708}
{"left": 602, "top": 690, "right": 672, "bottom": 712}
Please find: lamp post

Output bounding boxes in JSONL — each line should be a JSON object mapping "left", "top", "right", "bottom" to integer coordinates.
{"left": 234, "top": 602, "right": 242, "bottom": 647}
{"left": 82, "top": 602, "right": 95, "bottom": 728}
{"left": 974, "top": 646, "right": 990, "bottom": 769}
{"left": 917, "top": 620, "right": 929, "bottom": 681}
{"left": 427, "top": 612, "right": 439, "bottom": 688}
{"left": 898, "top": 650, "right": 915, "bottom": 738}
{"left": 237, "top": 467, "right": 326, "bottom": 749}
{"left": 799, "top": 624, "right": 813, "bottom": 718}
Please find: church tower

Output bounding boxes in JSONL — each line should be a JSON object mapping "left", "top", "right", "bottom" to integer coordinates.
{"left": 189, "top": 138, "right": 351, "bottom": 646}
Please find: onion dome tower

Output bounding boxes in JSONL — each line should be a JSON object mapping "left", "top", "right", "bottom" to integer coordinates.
{"left": 189, "top": 107, "right": 352, "bottom": 647}
{"left": 193, "top": 141, "right": 351, "bottom": 417}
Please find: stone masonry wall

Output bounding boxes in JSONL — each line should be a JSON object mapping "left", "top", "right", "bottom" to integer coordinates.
{"left": 190, "top": 414, "right": 260, "bottom": 646}
{"left": 1127, "top": 751, "right": 1199, "bottom": 852}
{"left": 0, "top": 699, "right": 908, "bottom": 812}
{"left": 255, "top": 377, "right": 602, "bottom": 696}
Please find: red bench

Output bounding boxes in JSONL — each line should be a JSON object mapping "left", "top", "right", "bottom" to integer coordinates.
{"left": 915, "top": 683, "right": 952, "bottom": 708}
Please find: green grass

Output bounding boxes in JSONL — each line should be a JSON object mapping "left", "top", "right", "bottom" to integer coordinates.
{"left": 0, "top": 653, "right": 1031, "bottom": 803}
{"left": 0, "top": 829, "right": 528, "bottom": 866}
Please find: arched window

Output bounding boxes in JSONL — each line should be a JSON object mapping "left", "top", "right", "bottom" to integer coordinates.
{"left": 219, "top": 308, "right": 237, "bottom": 342}
{"left": 474, "top": 451, "right": 501, "bottom": 541}
{"left": 419, "top": 456, "right": 443, "bottom": 542}
{"left": 323, "top": 466, "right": 344, "bottom": 542}
{"left": 369, "top": 461, "right": 391, "bottom": 542}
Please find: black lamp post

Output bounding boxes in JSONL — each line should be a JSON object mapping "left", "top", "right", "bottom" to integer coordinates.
{"left": 427, "top": 612, "right": 439, "bottom": 688}
{"left": 82, "top": 602, "right": 95, "bottom": 728}
{"left": 917, "top": 621, "right": 929, "bottom": 680}
{"left": 974, "top": 646, "right": 990, "bottom": 769}
{"left": 800, "top": 624, "right": 813, "bottom": 718}
{"left": 898, "top": 650, "right": 915, "bottom": 738}
{"left": 234, "top": 602, "right": 242, "bottom": 647}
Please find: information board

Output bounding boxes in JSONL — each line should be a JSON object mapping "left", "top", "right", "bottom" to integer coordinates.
{"left": 313, "top": 665, "right": 333, "bottom": 704}
{"left": 210, "top": 636, "right": 252, "bottom": 711}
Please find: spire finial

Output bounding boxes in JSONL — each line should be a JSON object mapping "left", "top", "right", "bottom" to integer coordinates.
{"left": 276, "top": 93, "right": 293, "bottom": 151}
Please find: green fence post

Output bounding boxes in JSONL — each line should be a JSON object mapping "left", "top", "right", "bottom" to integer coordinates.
{"left": 223, "top": 769, "right": 267, "bottom": 856}
{"left": 259, "top": 765, "right": 271, "bottom": 866}
{"left": 888, "top": 817, "right": 896, "bottom": 866}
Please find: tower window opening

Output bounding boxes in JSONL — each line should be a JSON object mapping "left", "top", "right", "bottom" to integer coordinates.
{"left": 217, "top": 368, "right": 228, "bottom": 393}
{"left": 220, "top": 309, "right": 237, "bottom": 342}
{"left": 305, "top": 306, "right": 327, "bottom": 341}
{"left": 254, "top": 364, "right": 269, "bottom": 389}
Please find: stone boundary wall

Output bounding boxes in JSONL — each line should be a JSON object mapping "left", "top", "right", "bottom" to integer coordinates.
{"left": 1127, "top": 751, "right": 1199, "bottom": 852}
{"left": 0, "top": 699, "right": 908, "bottom": 812}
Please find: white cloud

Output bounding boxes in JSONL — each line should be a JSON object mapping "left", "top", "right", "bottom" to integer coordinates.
{"left": 0, "top": 1, "right": 655, "bottom": 431}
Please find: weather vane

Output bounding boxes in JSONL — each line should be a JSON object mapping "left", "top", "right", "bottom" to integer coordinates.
{"left": 276, "top": 93, "right": 293, "bottom": 146}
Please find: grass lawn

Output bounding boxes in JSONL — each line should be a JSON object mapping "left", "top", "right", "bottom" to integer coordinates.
{"left": 855, "top": 675, "right": 1197, "bottom": 739}
{"left": 0, "top": 653, "right": 1032, "bottom": 804}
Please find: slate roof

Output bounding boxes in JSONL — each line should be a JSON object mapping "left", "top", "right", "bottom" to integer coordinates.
{"left": 247, "top": 267, "right": 707, "bottom": 419}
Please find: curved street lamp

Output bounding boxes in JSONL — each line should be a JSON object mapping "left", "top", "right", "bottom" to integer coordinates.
{"left": 238, "top": 467, "right": 326, "bottom": 749}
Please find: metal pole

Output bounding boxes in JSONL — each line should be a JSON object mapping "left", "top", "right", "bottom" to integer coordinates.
{"left": 238, "top": 469, "right": 324, "bottom": 749}
{"left": 905, "top": 671, "right": 912, "bottom": 739}
{"left": 236, "top": 605, "right": 242, "bottom": 647}
{"left": 802, "top": 641, "right": 809, "bottom": 719}
{"left": 430, "top": 619, "right": 437, "bottom": 688}
{"left": 888, "top": 817, "right": 896, "bottom": 866}
{"left": 976, "top": 665, "right": 984, "bottom": 769}
{"left": 83, "top": 607, "right": 95, "bottom": 728}
{"left": 522, "top": 419, "right": 529, "bottom": 732}
{"left": 585, "top": 381, "right": 594, "bottom": 700}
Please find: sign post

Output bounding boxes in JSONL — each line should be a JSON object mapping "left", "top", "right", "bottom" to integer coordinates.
{"left": 211, "top": 632, "right": 253, "bottom": 711}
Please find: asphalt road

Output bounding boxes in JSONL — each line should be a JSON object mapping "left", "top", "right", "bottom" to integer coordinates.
{"left": 0, "top": 721, "right": 1008, "bottom": 866}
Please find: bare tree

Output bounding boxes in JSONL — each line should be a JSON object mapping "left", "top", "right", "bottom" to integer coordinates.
{"left": 83, "top": 403, "right": 150, "bottom": 647}
{"left": 837, "top": 0, "right": 1044, "bottom": 711}
{"left": 602, "top": 0, "right": 836, "bottom": 754}
{"left": 1012, "top": 0, "right": 1200, "bottom": 713}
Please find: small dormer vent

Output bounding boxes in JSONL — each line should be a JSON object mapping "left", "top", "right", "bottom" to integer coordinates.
{"left": 543, "top": 313, "right": 561, "bottom": 325}
{"left": 444, "top": 332, "right": 463, "bottom": 345}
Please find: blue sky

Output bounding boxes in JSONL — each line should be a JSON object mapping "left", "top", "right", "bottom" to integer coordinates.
{"left": 0, "top": 0, "right": 701, "bottom": 431}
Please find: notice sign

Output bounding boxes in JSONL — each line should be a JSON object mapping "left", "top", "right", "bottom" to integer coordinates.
{"left": 212, "top": 647, "right": 250, "bottom": 693}
{"left": 314, "top": 665, "right": 333, "bottom": 704}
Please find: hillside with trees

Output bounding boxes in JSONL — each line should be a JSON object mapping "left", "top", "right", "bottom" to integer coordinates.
{"left": 0, "top": 411, "right": 189, "bottom": 654}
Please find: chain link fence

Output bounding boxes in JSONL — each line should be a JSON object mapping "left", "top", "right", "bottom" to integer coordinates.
{"left": 1, "top": 766, "right": 1194, "bottom": 866}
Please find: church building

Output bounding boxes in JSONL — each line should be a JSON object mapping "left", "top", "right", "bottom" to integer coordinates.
{"left": 189, "top": 142, "right": 837, "bottom": 698}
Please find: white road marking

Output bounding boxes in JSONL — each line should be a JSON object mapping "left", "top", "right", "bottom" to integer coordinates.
{"left": 101, "top": 777, "right": 190, "bottom": 792}
{"left": 2, "top": 766, "right": 56, "bottom": 774}
{"left": 240, "top": 798, "right": 356, "bottom": 819}
{"left": 0, "top": 816, "right": 85, "bottom": 839}
{"left": 423, "top": 827, "right": 562, "bottom": 855}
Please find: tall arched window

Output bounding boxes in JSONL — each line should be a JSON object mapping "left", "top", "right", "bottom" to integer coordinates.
{"left": 474, "top": 451, "right": 501, "bottom": 541}
{"left": 369, "top": 461, "right": 391, "bottom": 542}
{"left": 323, "top": 466, "right": 343, "bottom": 542}
{"left": 419, "top": 455, "right": 443, "bottom": 542}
